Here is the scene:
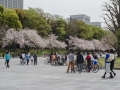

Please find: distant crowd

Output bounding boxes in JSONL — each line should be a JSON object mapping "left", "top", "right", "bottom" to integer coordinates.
{"left": 3, "top": 49, "right": 117, "bottom": 79}
{"left": 4, "top": 52, "right": 38, "bottom": 68}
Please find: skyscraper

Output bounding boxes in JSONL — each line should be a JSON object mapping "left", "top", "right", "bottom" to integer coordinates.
{"left": 70, "top": 14, "right": 91, "bottom": 24}
{"left": 0, "top": 0, "right": 23, "bottom": 9}
{"left": 91, "top": 22, "right": 101, "bottom": 27}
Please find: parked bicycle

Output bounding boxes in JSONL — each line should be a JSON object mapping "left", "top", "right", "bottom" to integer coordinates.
{"left": 44, "top": 58, "right": 52, "bottom": 65}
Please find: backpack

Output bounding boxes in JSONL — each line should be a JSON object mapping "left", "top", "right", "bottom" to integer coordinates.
{"left": 52, "top": 55, "right": 55, "bottom": 60}
{"left": 86, "top": 55, "right": 91, "bottom": 61}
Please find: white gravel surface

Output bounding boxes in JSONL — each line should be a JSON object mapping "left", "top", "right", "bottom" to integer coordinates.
{"left": 0, "top": 57, "right": 119, "bottom": 90}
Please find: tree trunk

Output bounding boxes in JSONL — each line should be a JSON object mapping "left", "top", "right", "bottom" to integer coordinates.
{"left": 36, "top": 47, "right": 39, "bottom": 54}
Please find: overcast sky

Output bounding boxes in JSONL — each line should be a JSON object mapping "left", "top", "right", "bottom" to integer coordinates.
{"left": 24, "top": 0, "right": 109, "bottom": 26}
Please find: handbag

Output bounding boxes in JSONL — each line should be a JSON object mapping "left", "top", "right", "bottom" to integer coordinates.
{"left": 106, "top": 54, "right": 114, "bottom": 62}
{"left": 106, "top": 58, "right": 112, "bottom": 62}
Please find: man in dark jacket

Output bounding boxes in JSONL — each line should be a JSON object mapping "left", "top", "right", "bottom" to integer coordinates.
{"left": 33, "top": 53, "right": 37, "bottom": 65}
{"left": 76, "top": 52, "right": 84, "bottom": 73}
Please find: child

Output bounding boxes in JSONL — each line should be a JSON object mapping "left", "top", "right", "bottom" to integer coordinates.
{"left": 5, "top": 52, "right": 11, "bottom": 68}
{"left": 92, "top": 59, "right": 98, "bottom": 70}
{"left": 31, "top": 54, "right": 34, "bottom": 65}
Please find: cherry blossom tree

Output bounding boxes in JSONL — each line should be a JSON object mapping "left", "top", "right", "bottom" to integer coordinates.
{"left": 67, "top": 36, "right": 114, "bottom": 51}
{"left": 67, "top": 36, "right": 95, "bottom": 50}
{"left": 2, "top": 29, "right": 67, "bottom": 51}
{"left": 18, "top": 29, "right": 47, "bottom": 48}
{"left": 2, "top": 28, "right": 47, "bottom": 49}
{"left": 2, "top": 28, "right": 18, "bottom": 48}
{"left": 2, "top": 29, "right": 114, "bottom": 51}
{"left": 47, "top": 34, "right": 67, "bottom": 49}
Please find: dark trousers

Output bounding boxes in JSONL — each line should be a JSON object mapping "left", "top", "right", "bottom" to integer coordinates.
{"left": 6, "top": 60, "right": 9, "bottom": 68}
{"left": 110, "top": 60, "right": 115, "bottom": 74}
{"left": 27, "top": 59, "right": 29, "bottom": 65}
{"left": 78, "top": 63, "right": 83, "bottom": 73}
{"left": 34, "top": 59, "right": 37, "bottom": 65}
{"left": 87, "top": 61, "right": 91, "bottom": 72}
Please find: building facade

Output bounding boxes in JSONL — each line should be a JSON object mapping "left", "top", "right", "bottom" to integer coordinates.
{"left": 70, "top": 14, "right": 91, "bottom": 24}
{"left": 0, "top": 0, "right": 23, "bottom": 9}
{"left": 91, "top": 22, "right": 101, "bottom": 27}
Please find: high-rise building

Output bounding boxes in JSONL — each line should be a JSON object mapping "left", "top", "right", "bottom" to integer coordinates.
{"left": 0, "top": 0, "right": 23, "bottom": 9}
{"left": 70, "top": 14, "right": 90, "bottom": 24}
{"left": 91, "top": 22, "right": 101, "bottom": 27}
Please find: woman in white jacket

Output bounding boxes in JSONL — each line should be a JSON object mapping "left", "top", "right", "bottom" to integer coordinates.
{"left": 110, "top": 49, "right": 116, "bottom": 77}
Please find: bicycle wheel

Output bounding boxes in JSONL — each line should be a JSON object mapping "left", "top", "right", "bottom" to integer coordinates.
{"left": 91, "top": 65, "right": 99, "bottom": 73}
{"left": 44, "top": 59, "right": 49, "bottom": 65}
{"left": 21, "top": 61, "right": 25, "bottom": 65}
{"left": 82, "top": 64, "right": 88, "bottom": 72}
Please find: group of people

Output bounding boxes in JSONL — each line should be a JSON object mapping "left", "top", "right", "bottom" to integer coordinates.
{"left": 67, "top": 51, "right": 99, "bottom": 73}
{"left": 102, "top": 49, "right": 116, "bottom": 78}
{"left": 4, "top": 52, "right": 38, "bottom": 68}
{"left": 49, "top": 53, "right": 67, "bottom": 66}
{"left": 67, "top": 49, "right": 116, "bottom": 78}
{"left": 20, "top": 52, "right": 38, "bottom": 65}
{"left": 4, "top": 49, "right": 117, "bottom": 79}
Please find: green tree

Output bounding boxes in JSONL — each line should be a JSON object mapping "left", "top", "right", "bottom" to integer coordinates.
{"left": 50, "top": 19, "right": 66, "bottom": 40}
{"left": 3, "top": 8, "right": 22, "bottom": 30}
{"left": 23, "top": 8, "right": 51, "bottom": 37}
{"left": 0, "top": 5, "right": 4, "bottom": 13}
{"left": 89, "top": 25, "right": 107, "bottom": 40}
{"left": 66, "top": 20, "right": 93, "bottom": 40}
{"left": 0, "top": 5, "right": 4, "bottom": 26}
{"left": 15, "top": 9, "right": 27, "bottom": 28}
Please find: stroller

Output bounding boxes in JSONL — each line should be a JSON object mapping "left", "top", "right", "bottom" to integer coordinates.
{"left": 21, "top": 58, "right": 26, "bottom": 65}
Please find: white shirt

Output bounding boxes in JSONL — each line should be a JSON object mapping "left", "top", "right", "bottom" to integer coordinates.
{"left": 90, "top": 55, "right": 94, "bottom": 61}
{"left": 21, "top": 53, "right": 25, "bottom": 58}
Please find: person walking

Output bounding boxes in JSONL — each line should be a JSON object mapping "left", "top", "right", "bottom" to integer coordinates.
{"left": 33, "top": 53, "right": 37, "bottom": 65}
{"left": 67, "top": 51, "right": 75, "bottom": 73}
{"left": 26, "top": 53, "right": 30, "bottom": 65}
{"left": 5, "top": 52, "right": 11, "bottom": 68}
{"left": 52, "top": 53, "right": 56, "bottom": 65}
{"left": 102, "top": 50, "right": 113, "bottom": 78}
{"left": 110, "top": 49, "right": 116, "bottom": 77}
{"left": 21, "top": 52, "right": 25, "bottom": 62}
{"left": 85, "top": 52, "right": 91, "bottom": 72}
{"left": 76, "top": 52, "right": 84, "bottom": 73}
{"left": 19, "top": 53, "right": 22, "bottom": 64}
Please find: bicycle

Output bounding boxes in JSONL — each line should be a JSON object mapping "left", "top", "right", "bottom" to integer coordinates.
{"left": 44, "top": 58, "right": 52, "bottom": 65}
{"left": 81, "top": 61, "right": 99, "bottom": 73}
{"left": 98, "top": 62, "right": 103, "bottom": 70}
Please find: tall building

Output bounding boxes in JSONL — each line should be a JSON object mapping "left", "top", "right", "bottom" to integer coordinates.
{"left": 70, "top": 14, "right": 90, "bottom": 24}
{"left": 0, "top": 0, "right": 23, "bottom": 9}
{"left": 91, "top": 22, "right": 101, "bottom": 27}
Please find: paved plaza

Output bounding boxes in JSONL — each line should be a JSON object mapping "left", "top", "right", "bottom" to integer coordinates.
{"left": 0, "top": 57, "right": 119, "bottom": 90}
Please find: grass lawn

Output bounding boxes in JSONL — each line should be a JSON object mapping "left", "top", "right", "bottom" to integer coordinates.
{"left": 99, "top": 58, "right": 120, "bottom": 69}
{"left": 0, "top": 49, "right": 67, "bottom": 56}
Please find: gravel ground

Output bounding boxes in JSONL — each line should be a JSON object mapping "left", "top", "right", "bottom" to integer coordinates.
{"left": 0, "top": 57, "right": 119, "bottom": 90}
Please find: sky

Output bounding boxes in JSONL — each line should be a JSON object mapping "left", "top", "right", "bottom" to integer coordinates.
{"left": 24, "top": 0, "right": 109, "bottom": 27}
